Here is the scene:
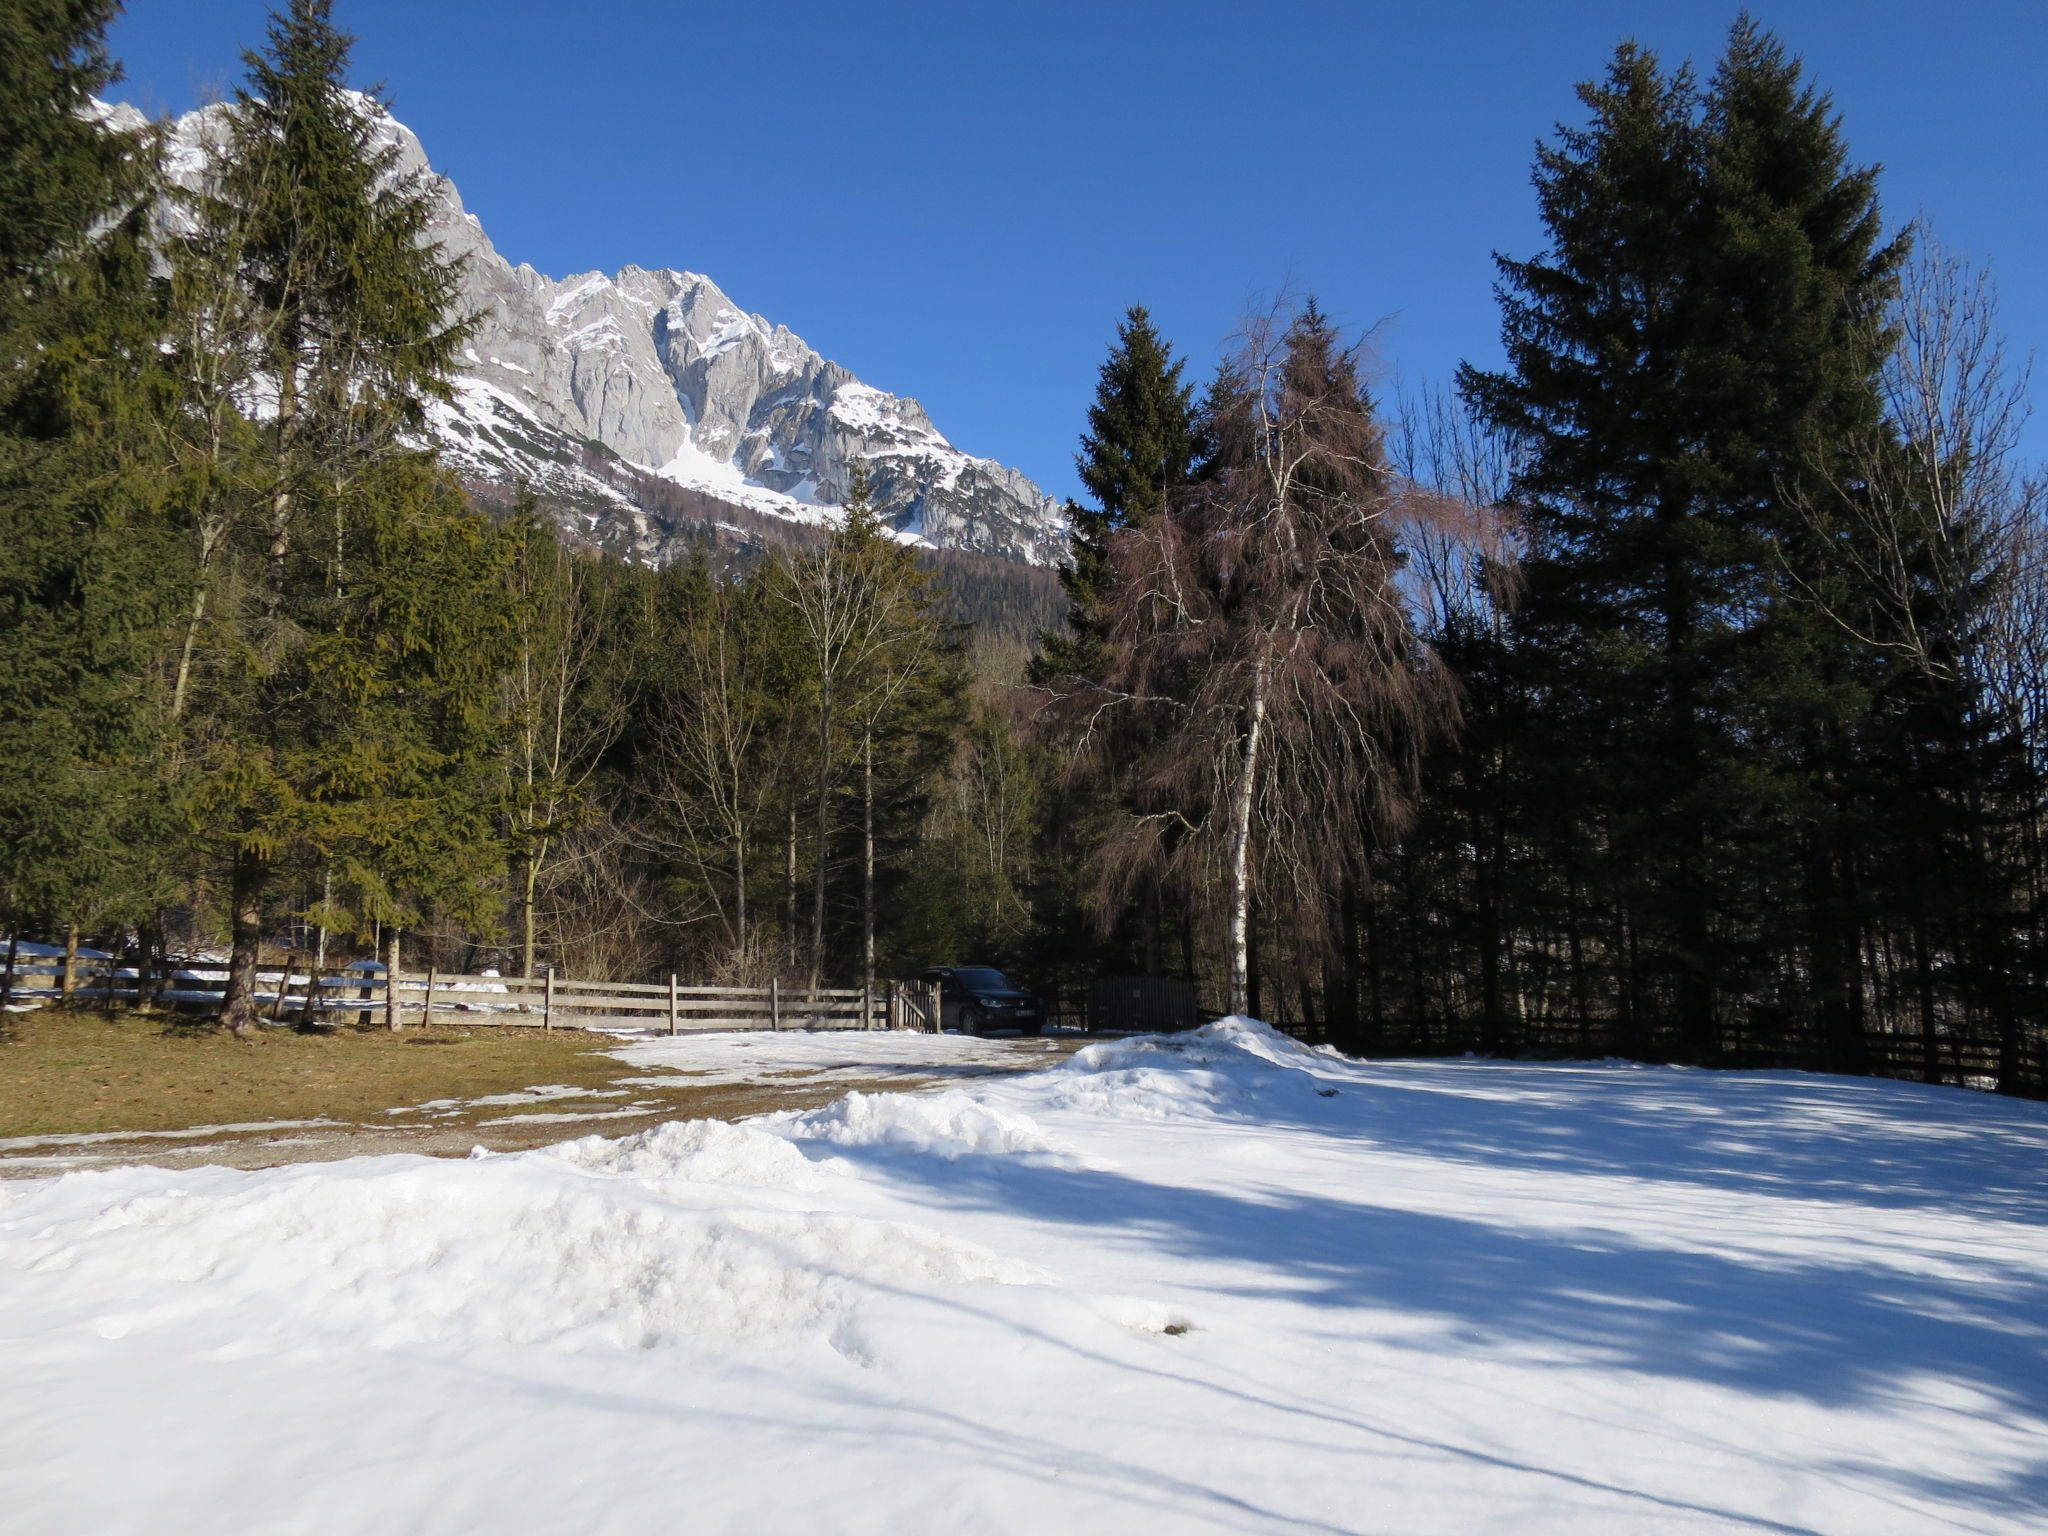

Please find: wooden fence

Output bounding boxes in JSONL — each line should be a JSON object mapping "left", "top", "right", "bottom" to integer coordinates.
{"left": 1262, "top": 1010, "right": 2046, "bottom": 1097}
{"left": 0, "top": 946, "right": 946, "bottom": 1036}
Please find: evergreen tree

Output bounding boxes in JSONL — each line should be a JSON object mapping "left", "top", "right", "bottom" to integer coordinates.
{"left": 0, "top": 1, "right": 182, "bottom": 949}
{"left": 1456, "top": 18, "right": 1920, "bottom": 1059}
{"left": 171, "top": 0, "right": 507, "bottom": 1034}
{"left": 1032, "top": 307, "right": 1196, "bottom": 686}
{"left": 1028, "top": 308, "right": 1202, "bottom": 983}
{"left": 0, "top": 1, "right": 132, "bottom": 338}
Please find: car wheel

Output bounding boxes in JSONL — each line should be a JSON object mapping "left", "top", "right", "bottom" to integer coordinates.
{"left": 1021, "top": 1022, "right": 1042, "bottom": 1037}
{"left": 961, "top": 1005, "right": 985, "bottom": 1037}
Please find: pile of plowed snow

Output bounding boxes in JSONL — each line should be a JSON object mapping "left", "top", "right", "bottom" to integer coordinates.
{"left": 4, "top": 1018, "right": 2045, "bottom": 1535}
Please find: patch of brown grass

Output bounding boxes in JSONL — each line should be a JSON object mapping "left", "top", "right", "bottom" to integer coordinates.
{"left": 0, "top": 1008, "right": 628, "bottom": 1139}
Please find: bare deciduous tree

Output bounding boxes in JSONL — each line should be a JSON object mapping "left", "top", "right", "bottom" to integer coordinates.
{"left": 775, "top": 463, "right": 952, "bottom": 994}
{"left": 1392, "top": 381, "right": 1524, "bottom": 640}
{"left": 502, "top": 523, "right": 630, "bottom": 978}
{"left": 1051, "top": 303, "right": 1481, "bottom": 1014}
{"left": 1783, "top": 241, "right": 2035, "bottom": 686}
{"left": 641, "top": 568, "right": 798, "bottom": 982}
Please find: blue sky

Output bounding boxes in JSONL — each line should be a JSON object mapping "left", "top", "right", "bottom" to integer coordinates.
{"left": 105, "top": 1, "right": 2046, "bottom": 503}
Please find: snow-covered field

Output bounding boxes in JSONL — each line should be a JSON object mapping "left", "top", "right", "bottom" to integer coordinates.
{"left": 2, "top": 1021, "right": 2043, "bottom": 1534}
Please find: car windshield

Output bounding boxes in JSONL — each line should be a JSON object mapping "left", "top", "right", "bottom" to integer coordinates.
{"left": 954, "top": 968, "right": 1010, "bottom": 990}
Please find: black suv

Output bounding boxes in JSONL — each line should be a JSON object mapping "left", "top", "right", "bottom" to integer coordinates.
{"left": 916, "top": 966, "right": 1046, "bottom": 1036}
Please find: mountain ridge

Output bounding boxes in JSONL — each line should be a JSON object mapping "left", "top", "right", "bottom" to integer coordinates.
{"left": 134, "top": 95, "right": 1070, "bottom": 569}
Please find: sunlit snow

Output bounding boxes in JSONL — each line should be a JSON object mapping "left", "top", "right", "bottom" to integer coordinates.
{"left": 4, "top": 1020, "right": 2042, "bottom": 1533}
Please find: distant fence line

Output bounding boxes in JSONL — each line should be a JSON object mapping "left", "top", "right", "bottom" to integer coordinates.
{"left": 0, "top": 946, "right": 944, "bottom": 1035}
{"left": 1260, "top": 1011, "right": 2045, "bottom": 1098}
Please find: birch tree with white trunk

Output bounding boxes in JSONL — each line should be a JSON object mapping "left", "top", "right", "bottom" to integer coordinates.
{"left": 1050, "top": 303, "right": 1480, "bottom": 1016}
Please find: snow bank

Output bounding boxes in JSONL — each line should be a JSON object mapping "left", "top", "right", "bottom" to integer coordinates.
{"left": 4, "top": 1019, "right": 2046, "bottom": 1534}
{"left": 1043, "top": 1013, "right": 1341, "bottom": 1120}
{"left": 783, "top": 1088, "right": 1065, "bottom": 1160}
{"left": 5, "top": 1136, "right": 1039, "bottom": 1356}
{"left": 548, "top": 1114, "right": 827, "bottom": 1188}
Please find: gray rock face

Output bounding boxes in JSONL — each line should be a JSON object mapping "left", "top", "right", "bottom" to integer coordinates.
{"left": 145, "top": 97, "right": 1068, "bottom": 566}
{"left": 395, "top": 107, "right": 1066, "bottom": 564}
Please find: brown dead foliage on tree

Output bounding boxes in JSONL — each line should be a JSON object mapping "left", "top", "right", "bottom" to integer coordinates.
{"left": 1041, "top": 301, "right": 1508, "bottom": 1014}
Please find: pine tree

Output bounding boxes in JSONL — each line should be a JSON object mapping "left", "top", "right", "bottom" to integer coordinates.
{"left": 0, "top": 1, "right": 133, "bottom": 339}
{"left": 1458, "top": 18, "right": 1912, "bottom": 1059}
{"left": 172, "top": 0, "right": 506, "bottom": 1035}
{"left": 0, "top": 1, "right": 183, "bottom": 949}
{"left": 1032, "top": 307, "right": 1196, "bottom": 687}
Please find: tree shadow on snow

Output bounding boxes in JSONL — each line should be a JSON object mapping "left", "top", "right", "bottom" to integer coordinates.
{"left": 794, "top": 1058, "right": 2048, "bottom": 1523}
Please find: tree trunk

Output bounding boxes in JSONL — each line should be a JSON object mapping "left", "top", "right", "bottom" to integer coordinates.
{"left": 519, "top": 849, "right": 541, "bottom": 980}
{"left": 734, "top": 829, "right": 749, "bottom": 958}
{"left": 218, "top": 848, "right": 269, "bottom": 1039}
{"left": 170, "top": 576, "right": 210, "bottom": 721}
{"left": 862, "top": 728, "right": 876, "bottom": 999}
{"left": 784, "top": 803, "right": 798, "bottom": 963}
{"left": 1225, "top": 659, "right": 1269, "bottom": 1016}
{"left": 385, "top": 928, "right": 402, "bottom": 1032}
{"left": 313, "top": 869, "right": 330, "bottom": 978}
{"left": 264, "top": 369, "right": 297, "bottom": 625}
{"left": 263, "top": 484, "right": 293, "bottom": 623}
{"left": 809, "top": 692, "right": 834, "bottom": 995}
{"left": 60, "top": 919, "right": 79, "bottom": 1005}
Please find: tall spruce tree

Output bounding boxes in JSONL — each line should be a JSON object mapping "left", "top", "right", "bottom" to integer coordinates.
{"left": 1698, "top": 20, "right": 1911, "bottom": 1067}
{"left": 0, "top": 1, "right": 182, "bottom": 948}
{"left": 174, "top": 0, "right": 510, "bottom": 1035}
{"left": 1032, "top": 306, "right": 1197, "bottom": 686}
{"left": 1458, "top": 18, "right": 1916, "bottom": 1059}
{"left": 1029, "top": 308, "right": 1201, "bottom": 981}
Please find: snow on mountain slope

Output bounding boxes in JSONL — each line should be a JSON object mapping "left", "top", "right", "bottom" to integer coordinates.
{"left": 4, "top": 1023, "right": 2044, "bottom": 1534}
{"left": 148, "top": 97, "right": 1069, "bottom": 566}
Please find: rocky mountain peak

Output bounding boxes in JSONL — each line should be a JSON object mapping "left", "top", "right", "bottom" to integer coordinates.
{"left": 140, "top": 94, "right": 1070, "bottom": 567}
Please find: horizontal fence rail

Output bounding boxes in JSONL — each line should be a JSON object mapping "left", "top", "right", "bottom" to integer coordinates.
{"left": 0, "top": 949, "right": 946, "bottom": 1038}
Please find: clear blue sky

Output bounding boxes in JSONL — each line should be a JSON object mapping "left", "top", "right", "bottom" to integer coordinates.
{"left": 104, "top": 0, "right": 2047, "bottom": 503}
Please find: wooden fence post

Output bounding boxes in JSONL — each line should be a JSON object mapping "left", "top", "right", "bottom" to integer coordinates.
{"left": 668, "top": 974, "right": 679, "bottom": 1037}
{"left": 422, "top": 965, "right": 437, "bottom": 1029}
{"left": 543, "top": 968, "right": 554, "bottom": 1033}
{"left": 770, "top": 976, "right": 781, "bottom": 1032}
{"left": 385, "top": 931, "right": 402, "bottom": 1032}
{"left": 271, "top": 952, "right": 295, "bottom": 1024}
{"left": 2, "top": 934, "right": 17, "bottom": 1013}
{"left": 862, "top": 977, "right": 873, "bottom": 1032}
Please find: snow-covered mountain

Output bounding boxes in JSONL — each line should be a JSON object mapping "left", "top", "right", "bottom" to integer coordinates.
{"left": 145, "top": 99, "right": 1069, "bottom": 567}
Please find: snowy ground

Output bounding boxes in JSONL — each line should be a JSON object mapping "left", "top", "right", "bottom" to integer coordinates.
{"left": 2, "top": 1021, "right": 2043, "bottom": 1534}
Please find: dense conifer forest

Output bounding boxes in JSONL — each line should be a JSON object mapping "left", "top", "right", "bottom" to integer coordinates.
{"left": 4, "top": 3, "right": 2042, "bottom": 1091}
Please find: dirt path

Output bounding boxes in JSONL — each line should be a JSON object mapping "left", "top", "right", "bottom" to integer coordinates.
{"left": 0, "top": 1034, "right": 1089, "bottom": 1178}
